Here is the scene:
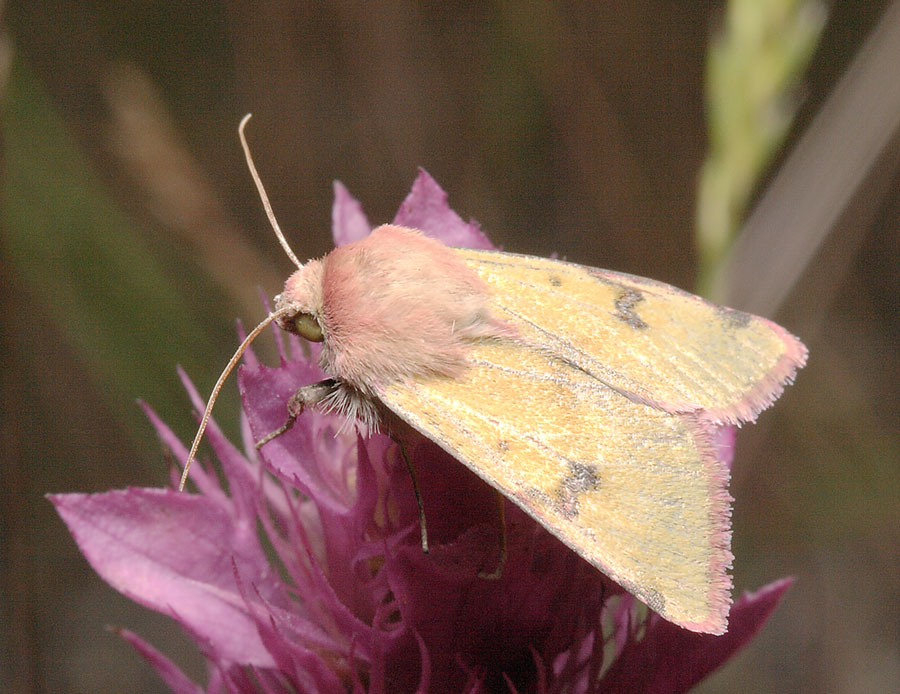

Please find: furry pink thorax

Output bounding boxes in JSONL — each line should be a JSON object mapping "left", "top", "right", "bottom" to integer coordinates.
{"left": 277, "top": 225, "right": 510, "bottom": 396}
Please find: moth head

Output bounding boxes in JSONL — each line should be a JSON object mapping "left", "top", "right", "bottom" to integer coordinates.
{"left": 275, "top": 260, "right": 326, "bottom": 342}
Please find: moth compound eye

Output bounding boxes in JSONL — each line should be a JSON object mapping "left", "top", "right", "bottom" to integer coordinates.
{"left": 294, "top": 313, "right": 324, "bottom": 342}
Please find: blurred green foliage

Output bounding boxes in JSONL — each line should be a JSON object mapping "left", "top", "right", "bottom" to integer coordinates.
{"left": 2, "top": 57, "right": 234, "bottom": 457}
{"left": 697, "top": 0, "right": 825, "bottom": 298}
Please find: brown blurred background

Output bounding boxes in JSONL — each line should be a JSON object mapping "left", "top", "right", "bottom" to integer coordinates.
{"left": 2, "top": 1, "right": 898, "bottom": 692}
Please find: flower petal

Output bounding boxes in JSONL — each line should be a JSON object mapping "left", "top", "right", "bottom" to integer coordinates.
{"left": 393, "top": 169, "right": 495, "bottom": 249}
{"left": 238, "top": 358, "right": 356, "bottom": 513}
{"left": 599, "top": 577, "right": 793, "bottom": 693}
{"left": 332, "top": 181, "right": 372, "bottom": 246}
{"left": 115, "top": 628, "right": 203, "bottom": 694}
{"left": 50, "top": 488, "right": 281, "bottom": 666}
{"left": 378, "top": 440, "right": 611, "bottom": 692}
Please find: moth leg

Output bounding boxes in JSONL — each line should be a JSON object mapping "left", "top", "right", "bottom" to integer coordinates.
{"left": 256, "top": 379, "right": 337, "bottom": 448}
{"left": 399, "top": 442, "right": 429, "bottom": 554}
{"left": 478, "top": 489, "right": 508, "bottom": 580}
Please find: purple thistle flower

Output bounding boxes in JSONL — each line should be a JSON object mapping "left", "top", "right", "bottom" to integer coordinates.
{"left": 51, "top": 170, "right": 790, "bottom": 692}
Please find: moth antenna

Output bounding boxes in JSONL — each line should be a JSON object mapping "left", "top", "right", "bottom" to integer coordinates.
{"left": 238, "top": 114, "right": 303, "bottom": 269}
{"left": 179, "top": 306, "right": 294, "bottom": 491}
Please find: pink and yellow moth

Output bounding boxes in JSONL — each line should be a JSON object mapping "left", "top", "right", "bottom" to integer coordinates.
{"left": 179, "top": 115, "right": 807, "bottom": 634}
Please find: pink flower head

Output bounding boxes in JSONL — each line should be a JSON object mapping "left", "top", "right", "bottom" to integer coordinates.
{"left": 51, "top": 170, "right": 789, "bottom": 692}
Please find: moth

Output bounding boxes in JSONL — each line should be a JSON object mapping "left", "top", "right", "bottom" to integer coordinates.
{"left": 181, "top": 116, "right": 807, "bottom": 635}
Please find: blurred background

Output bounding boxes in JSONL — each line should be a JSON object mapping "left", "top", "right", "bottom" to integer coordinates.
{"left": 2, "top": 1, "right": 898, "bottom": 692}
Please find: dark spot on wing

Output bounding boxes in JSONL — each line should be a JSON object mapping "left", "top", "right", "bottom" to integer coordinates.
{"left": 524, "top": 462, "right": 601, "bottom": 521}
{"left": 548, "top": 274, "right": 563, "bottom": 287}
{"left": 498, "top": 439, "right": 510, "bottom": 452}
{"left": 564, "top": 461, "right": 601, "bottom": 494}
{"left": 614, "top": 289, "right": 648, "bottom": 329}
{"left": 553, "top": 461, "right": 602, "bottom": 519}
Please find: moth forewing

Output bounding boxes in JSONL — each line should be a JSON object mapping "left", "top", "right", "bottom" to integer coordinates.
{"left": 379, "top": 338, "right": 734, "bottom": 634}
{"left": 377, "top": 247, "right": 806, "bottom": 633}
{"left": 454, "top": 248, "right": 807, "bottom": 423}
